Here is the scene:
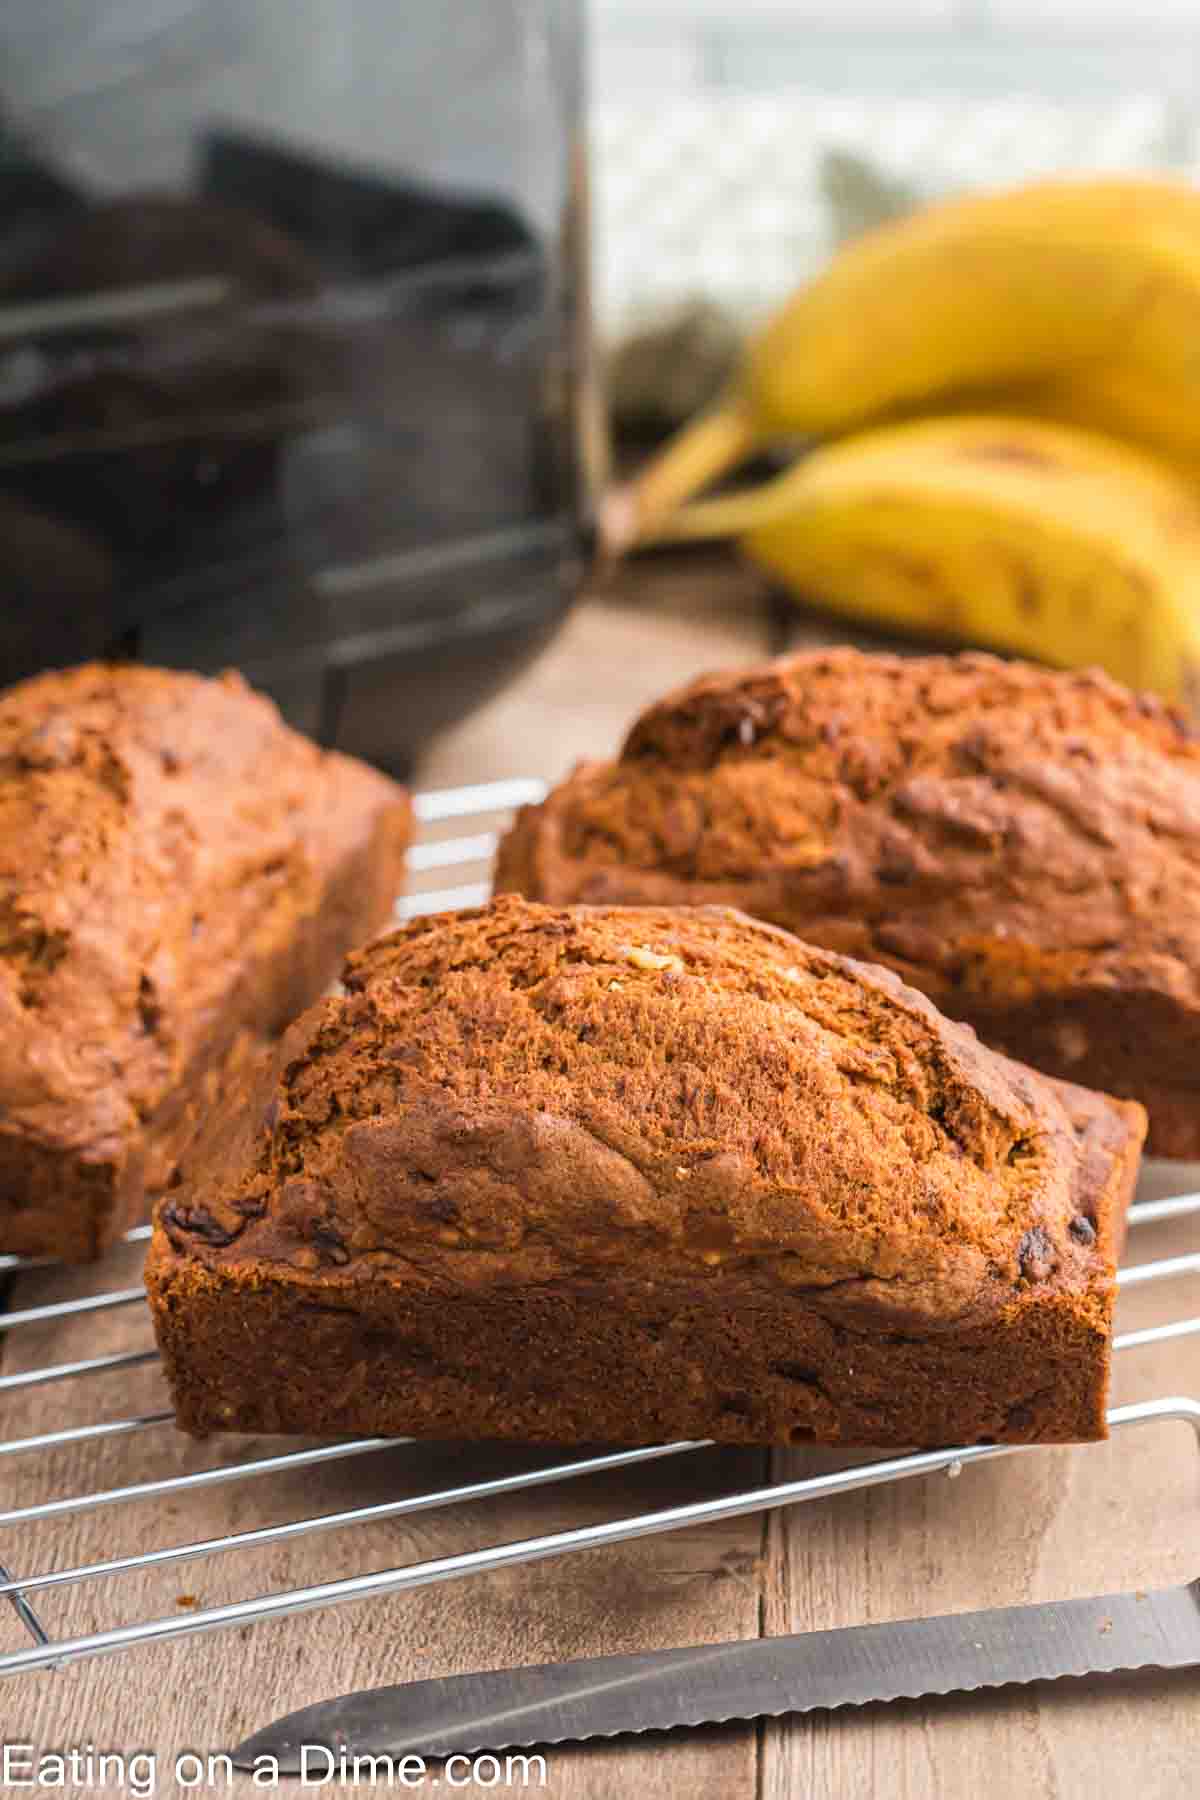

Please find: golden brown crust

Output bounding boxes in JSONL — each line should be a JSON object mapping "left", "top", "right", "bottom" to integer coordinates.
{"left": 0, "top": 662, "right": 411, "bottom": 1260}
{"left": 495, "top": 648, "right": 1200, "bottom": 1156}
{"left": 147, "top": 896, "right": 1145, "bottom": 1447}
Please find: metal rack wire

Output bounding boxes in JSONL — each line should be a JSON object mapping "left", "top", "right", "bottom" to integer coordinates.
{"left": 1, "top": 777, "right": 1198, "bottom": 1677}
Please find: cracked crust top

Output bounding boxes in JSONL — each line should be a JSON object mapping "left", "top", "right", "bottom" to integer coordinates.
{"left": 493, "top": 647, "right": 1200, "bottom": 1154}
{"left": 155, "top": 895, "right": 1144, "bottom": 1337}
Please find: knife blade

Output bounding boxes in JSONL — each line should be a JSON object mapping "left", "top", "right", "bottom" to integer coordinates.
{"left": 233, "top": 1577, "right": 1200, "bottom": 1767}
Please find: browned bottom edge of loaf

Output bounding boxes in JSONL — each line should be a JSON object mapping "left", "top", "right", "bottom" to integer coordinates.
{"left": 147, "top": 1254, "right": 1116, "bottom": 1449}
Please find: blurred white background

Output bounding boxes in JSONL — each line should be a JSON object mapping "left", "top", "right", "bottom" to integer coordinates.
{"left": 590, "top": 0, "right": 1200, "bottom": 338}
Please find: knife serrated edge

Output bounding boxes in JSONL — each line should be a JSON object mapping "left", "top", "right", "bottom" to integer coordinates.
{"left": 405, "top": 1651, "right": 1193, "bottom": 1756}
{"left": 397, "top": 1648, "right": 1192, "bottom": 1757}
{"left": 237, "top": 1580, "right": 1200, "bottom": 1765}
{"left": 484, "top": 1653, "right": 1193, "bottom": 1745}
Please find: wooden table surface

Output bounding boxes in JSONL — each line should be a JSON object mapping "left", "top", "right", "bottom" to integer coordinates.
{"left": 4, "top": 553, "right": 1199, "bottom": 1798}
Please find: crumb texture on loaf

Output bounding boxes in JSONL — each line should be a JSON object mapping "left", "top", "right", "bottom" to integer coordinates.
{"left": 495, "top": 648, "right": 1200, "bottom": 1155}
{"left": 149, "top": 896, "right": 1144, "bottom": 1447}
{"left": 0, "top": 661, "right": 410, "bottom": 1258}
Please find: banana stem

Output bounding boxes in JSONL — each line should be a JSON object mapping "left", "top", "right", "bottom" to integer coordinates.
{"left": 609, "top": 395, "right": 761, "bottom": 553}
{"left": 637, "top": 474, "right": 805, "bottom": 547}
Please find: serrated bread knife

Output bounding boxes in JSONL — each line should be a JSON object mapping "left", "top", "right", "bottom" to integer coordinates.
{"left": 233, "top": 1578, "right": 1200, "bottom": 1767}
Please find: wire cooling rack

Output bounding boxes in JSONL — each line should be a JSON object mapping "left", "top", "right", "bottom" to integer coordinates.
{"left": 1, "top": 776, "right": 1198, "bottom": 1677}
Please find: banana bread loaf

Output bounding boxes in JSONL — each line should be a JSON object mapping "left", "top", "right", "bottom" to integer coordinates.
{"left": 1, "top": 662, "right": 411, "bottom": 1261}
{"left": 496, "top": 649, "right": 1200, "bottom": 1157}
{"left": 147, "top": 896, "right": 1145, "bottom": 1449}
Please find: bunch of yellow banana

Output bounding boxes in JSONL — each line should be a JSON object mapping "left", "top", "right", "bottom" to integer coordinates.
{"left": 613, "top": 174, "right": 1200, "bottom": 706}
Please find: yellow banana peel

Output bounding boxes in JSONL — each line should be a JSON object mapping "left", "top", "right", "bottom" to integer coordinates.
{"left": 651, "top": 413, "right": 1200, "bottom": 708}
{"left": 618, "top": 174, "right": 1200, "bottom": 548}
